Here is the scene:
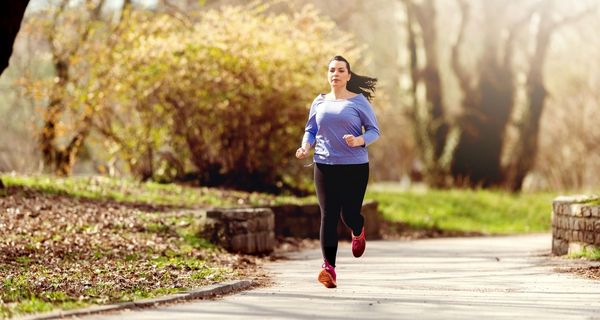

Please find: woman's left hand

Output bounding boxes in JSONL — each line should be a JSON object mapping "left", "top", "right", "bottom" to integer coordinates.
{"left": 343, "top": 134, "right": 365, "bottom": 147}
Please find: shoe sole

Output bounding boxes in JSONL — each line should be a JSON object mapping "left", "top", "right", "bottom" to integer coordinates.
{"left": 318, "top": 269, "right": 337, "bottom": 288}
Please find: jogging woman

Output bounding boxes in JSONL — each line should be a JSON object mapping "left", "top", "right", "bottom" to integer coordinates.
{"left": 296, "top": 55, "right": 380, "bottom": 288}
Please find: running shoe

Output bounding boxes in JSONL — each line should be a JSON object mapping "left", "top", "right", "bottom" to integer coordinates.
{"left": 318, "top": 260, "right": 337, "bottom": 288}
{"left": 351, "top": 226, "right": 366, "bottom": 257}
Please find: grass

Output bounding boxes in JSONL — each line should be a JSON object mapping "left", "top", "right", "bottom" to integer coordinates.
{"left": 366, "top": 187, "right": 556, "bottom": 234}
{"left": 1, "top": 174, "right": 560, "bottom": 236}
{"left": 1, "top": 235, "right": 231, "bottom": 318}
{"left": 1, "top": 175, "right": 561, "bottom": 236}
{"left": 568, "top": 246, "right": 600, "bottom": 261}
{"left": 0, "top": 174, "right": 282, "bottom": 208}
{"left": 581, "top": 198, "right": 600, "bottom": 206}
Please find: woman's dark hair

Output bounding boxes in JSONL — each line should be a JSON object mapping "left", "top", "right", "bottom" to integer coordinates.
{"left": 330, "top": 55, "right": 377, "bottom": 102}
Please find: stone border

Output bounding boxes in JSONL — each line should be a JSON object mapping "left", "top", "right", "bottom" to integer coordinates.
{"left": 268, "top": 200, "right": 382, "bottom": 240}
{"left": 200, "top": 201, "right": 383, "bottom": 254}
{"left": 552, "top": 195, "right": 600, "bottom": 255}
{"left": 19, "top": 280, "right": 255, "bottom": 320}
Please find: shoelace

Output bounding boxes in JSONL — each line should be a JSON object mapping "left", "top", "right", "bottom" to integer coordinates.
{"left": 322, "top": 262, "right": 334, "bottom": 271}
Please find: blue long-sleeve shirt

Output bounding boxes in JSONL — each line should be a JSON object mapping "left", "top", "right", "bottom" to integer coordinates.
{"left": 302, "top": 93, "right": 380, "bottom": 165}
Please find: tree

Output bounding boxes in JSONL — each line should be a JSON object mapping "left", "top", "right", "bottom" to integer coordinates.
{"left": 403, "top": 0, "right": 594, "bottom": 190}
{"left": 402, "top": 0, "right": 455, "bottom": 186}
{"left": 24, "top": 0, "right": 132, "bottom": 176}
{"left": 38, "top": 0, "right": 99, "bottom": 175}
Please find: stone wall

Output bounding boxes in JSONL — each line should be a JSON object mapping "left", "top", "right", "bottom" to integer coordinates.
{"left": 199, "top": 201, "right": 384, "bottom": 255}
{"left": 200, "top": 208, "right": 275, "bottom": 254}
{"left": 268, "top": 200, "right": 382, "bottom": 240}
{"left": 552, "top": 195, "right": 600, "bottom": 255}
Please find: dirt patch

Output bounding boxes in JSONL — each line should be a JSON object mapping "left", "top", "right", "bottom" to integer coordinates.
{"left": 568, "top": 266, "right": 600, "bottom": 280}
{"left": 553, "top": 259, "right": 600, "bottom": 281}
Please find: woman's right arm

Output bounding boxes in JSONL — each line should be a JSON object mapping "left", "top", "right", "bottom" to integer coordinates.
{"left": 297, "top": 99, "right": 319, "bottom": 159}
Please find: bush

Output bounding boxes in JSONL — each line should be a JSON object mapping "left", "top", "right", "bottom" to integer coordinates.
{"left": 97, "top": 3, "right": 360, "bottom": 193}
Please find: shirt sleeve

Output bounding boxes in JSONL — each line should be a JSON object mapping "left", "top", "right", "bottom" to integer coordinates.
{"left": 301, "top": 97, "right": 320, "bottom": 146}
{"left": 357, "top": 97, "right": 380, "bottom": 146}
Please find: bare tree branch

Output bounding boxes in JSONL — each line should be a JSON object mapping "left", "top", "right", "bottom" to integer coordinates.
{"left": 503, "top": 0, "right": 542, "bottom": 69}
{"left": 552, "top": 4, "right": 597, "bottom": 30}
{"left": 451, "top": 0, "right": 472, "bottom": 96}
{"left": 48, "top": 0, "right": 69, "bottom": 59}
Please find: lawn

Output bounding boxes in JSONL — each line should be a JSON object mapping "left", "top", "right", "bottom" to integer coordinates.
{"left": 366, "top": 186, "right": 556, "bottom": 234}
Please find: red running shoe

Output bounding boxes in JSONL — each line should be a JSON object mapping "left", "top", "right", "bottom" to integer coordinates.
{"left": 352, "top": 227, "right": 366, "bottom": 257}
{"left": 318, "top": 260, "right": 337, "bottom": 288}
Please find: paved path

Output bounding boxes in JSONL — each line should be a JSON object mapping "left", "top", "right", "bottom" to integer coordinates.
{"left": 86, "top": 234, "right": 600, "bottom": 320}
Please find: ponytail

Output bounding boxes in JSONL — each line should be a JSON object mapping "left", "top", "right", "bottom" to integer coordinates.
{"left": 330, "top": 55, "right": 377, "bottom": 102}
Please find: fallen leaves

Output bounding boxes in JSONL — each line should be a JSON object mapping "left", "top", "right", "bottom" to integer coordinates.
{"left": 0, "top": 186, "right": 266, "bottom": 317}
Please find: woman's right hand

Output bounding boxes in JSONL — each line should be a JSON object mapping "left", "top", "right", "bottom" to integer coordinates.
{"left": 295, "top": 146, "right": 310, "bottom": 159}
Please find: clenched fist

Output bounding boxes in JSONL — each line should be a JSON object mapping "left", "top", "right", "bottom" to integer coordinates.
{"left": 296, "top": 147, "right": 310, "bottom": 159}
{"left": 343, "top": 134, "right": 365, "bottom": 147}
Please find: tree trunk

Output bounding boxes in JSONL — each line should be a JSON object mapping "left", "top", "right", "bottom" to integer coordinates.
{"left": 39, "top": 0, "right": 108, "bottom": 175}
{"left": 40, "top": 58, "right": 69, "bottom": 172}
{"left": 403, "top": 0, "right": 451, "bottom": 187}
{"left": 451, "top": 1, "right": 514, "bottom": 187}
{"left": 502, "top": 1, "right": 592, "bottom": 191}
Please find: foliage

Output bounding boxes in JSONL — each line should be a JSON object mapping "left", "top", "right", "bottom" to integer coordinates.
{"left": 90, "top": 3, "right": 359, "bottom": 193}
{"left": 366, "top": 186, "right": 555, "bottom": 234}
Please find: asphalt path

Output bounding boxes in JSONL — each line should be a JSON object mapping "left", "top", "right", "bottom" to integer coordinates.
{"left": 85, "top": 234, "right": 600, "bottom": 320}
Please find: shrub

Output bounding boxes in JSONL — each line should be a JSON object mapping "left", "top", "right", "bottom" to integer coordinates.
{"left": 98, "top": 3, "right": 360, "bottom": 193}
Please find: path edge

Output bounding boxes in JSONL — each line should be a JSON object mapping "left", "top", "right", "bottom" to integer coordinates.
{"left": 18, "top": 280, "right": 256, "bottom": 320}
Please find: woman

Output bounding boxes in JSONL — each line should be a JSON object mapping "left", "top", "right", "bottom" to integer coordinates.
{"left": 296, "top": 55, "right": 380, "bottom": 288}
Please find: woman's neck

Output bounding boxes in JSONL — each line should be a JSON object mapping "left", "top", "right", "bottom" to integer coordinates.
{"left": 329, "top": 87, "right": 351, "bottom": 99}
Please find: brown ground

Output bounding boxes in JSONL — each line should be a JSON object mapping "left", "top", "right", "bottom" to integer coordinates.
{"left": 0, "top": 185, "right": 273, "bottom": 312}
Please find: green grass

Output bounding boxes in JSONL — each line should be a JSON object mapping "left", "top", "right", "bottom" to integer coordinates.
{"left": 568, "top": 246, "right": 600, "bottom": 261}
{"left": 366, "top": 187, "right": 556, "bottom": 234}
{"left": 1, "top": 255, "right": 231, "bottom": 318}
{"left": 2, "top": 174, "right": 559, "bottom": 235}
{"left": 581, "top": 198, "right": 600, "bottom": 206}
{"left": 1, "top": 174, "right": 280, "bottom": 208}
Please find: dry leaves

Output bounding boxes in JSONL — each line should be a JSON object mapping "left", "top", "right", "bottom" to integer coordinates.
{"left": 0, "top": 186, "right": 266, "bottom": 316}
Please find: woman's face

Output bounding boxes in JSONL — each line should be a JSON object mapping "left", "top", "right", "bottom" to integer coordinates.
{"left": 328, "top": 60, "right": 351, "bottom": 89}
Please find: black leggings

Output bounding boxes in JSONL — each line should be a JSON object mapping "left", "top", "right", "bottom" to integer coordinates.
{"left": 314, "top": 162, "right": 369, "bottom": 267}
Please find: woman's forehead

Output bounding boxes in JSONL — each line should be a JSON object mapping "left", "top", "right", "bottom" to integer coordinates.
{"left": 328, "top": 60, "right": 347, "bottom": 69}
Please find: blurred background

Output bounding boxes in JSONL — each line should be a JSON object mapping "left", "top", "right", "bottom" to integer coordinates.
{"left": 1, "top": 0, "right": 599, "bottom": 195}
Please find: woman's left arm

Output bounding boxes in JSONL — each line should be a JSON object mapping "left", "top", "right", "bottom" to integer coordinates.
{"left": 358, "top": 99, "right": 380, "bottom": 147}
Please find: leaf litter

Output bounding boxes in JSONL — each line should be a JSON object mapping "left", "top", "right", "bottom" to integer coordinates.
{"left": 0, "top": 186, "right": 269, "bottom": 317}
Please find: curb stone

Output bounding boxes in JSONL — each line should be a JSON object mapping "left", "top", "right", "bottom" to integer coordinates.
{"left": 18, "top": 280, "right": 255, "bottom": 320}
